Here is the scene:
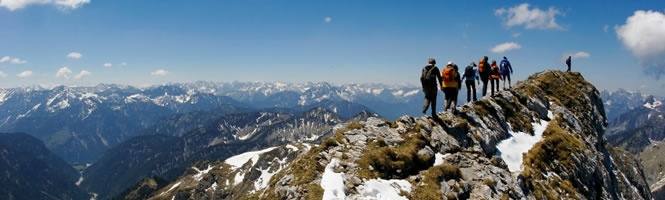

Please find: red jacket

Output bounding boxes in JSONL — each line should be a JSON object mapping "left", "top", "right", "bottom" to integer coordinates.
{"left": 490, "top": 63, "right": 502, "bottom": 79}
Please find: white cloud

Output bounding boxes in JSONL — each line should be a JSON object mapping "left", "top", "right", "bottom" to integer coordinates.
{"left": 120, "top": 62, "right": 127, "bottom": 66}
{"left": 512, "top": 33, "right": 521, "bottom": 38}
{"left": 0, "top": 71, "right": 7, "bottom": 78}
{"left": 56, "top": 67, "right": 73, "bottom": 79}
{"left": 490, "top": 42, "right": 522, "bottom": 53}
{"left": 603, "top": 25, "right": 609, "bottom": 33}
{"left": 56, "top": 67, "right": 90, "bottom": 80}
{"left": 17, "top": 70, "right": 33, "bottom": 78}
{"left": 74, "top": 70, "right": 91, "bottom": 80}
{"left": 495, "top": 3, "right": 564, "bottom": 30}
{"left": 562, "top": 51, "right": 590, "bottom": 61}
{"left": 0, "top": 0, "right": 89, "bottom": 11}
{"left": 324, "top": 17, "right": 332, "bottom": 23}
{"left": 571, "top": 51, "right": 590, "bottom": 59}
{"left": 54, "top": 0, "right": 90, "bottom": 10}
{"left": 0, "top": 56, "right": 27, "bottom": 64}
{"left": 151, "top": 69, "right": 168, "bottom": 76}
{"left": 103, "top": 62, "right": 112, "bottom": 67}
{"left": 616, "top": 10, "right": 665, "bottom": 79}
{"left": 67, "top": 52, "right": 82, "bottom": 59}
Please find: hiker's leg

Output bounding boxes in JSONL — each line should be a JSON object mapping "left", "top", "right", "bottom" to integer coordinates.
{"left": 482, "top": 77, "right": 488, "bottom": 96}
{"left": 466, "top": 81, "right": 472, "bottom": 102}
{"left": 471, "top": 82, "right": 477, "bottom": 101}
{"left": 423, "top": 98, "right": 429, "bottom": 113}
{"left": 494, "top": 78, "right": 501, "bottom": 94}
{"left": 422, "top": 91, "right": 431, "bottom": 113}
{"left": 452, "top": 89, "right": 458, "bottom": 110}
{"left": 490, "top": 79, "right": 494, "bottom": 96}
{"left": 502, "top": 76, "right": 506, "bottom": 89}
{"left": 495, "top": 79, "right": 499, "bottom": 93}
{"left": 431, "top": 93, "right": 437, "bottom": 116}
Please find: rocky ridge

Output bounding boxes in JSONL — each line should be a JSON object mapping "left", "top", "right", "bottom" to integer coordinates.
{"left": 256, "top": 70, "right": 651, "bottom": 199}
{"left": 134, "top": 70, "right": 652, "bottom": 199}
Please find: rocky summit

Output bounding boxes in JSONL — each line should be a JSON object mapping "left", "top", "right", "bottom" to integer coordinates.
{"left": 136, "top": 71, "right": 652, "bottom": 200}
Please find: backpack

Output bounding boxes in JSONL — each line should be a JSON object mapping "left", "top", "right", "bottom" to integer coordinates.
{"left": 442, "top": 67, "right": 455, "bottom": 82}
{"left": 500, "top": 60, "right": 510, "bottom": 74}
{"left": 478, "top": 59, "right": 488, "bottom": 73}
{"left": 464, "top": 66, "right": 474, "bottom": 78}
{"left": 492, "top": 65, "right": 500, "bottom": 74}
{"left": 420, "top": 66, "right": 436, "bottom": 83}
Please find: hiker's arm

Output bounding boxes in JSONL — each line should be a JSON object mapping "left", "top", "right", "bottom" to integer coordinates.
{"left": 435, "top": 68, "right": 443, "bottom": 89}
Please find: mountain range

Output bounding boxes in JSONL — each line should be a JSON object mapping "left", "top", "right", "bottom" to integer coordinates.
{"left": 605, "top": 94, "right": 665, "bottom": 197}
{"left": 0, "top": 82, "right": 419, "bottom": 164}
{"left": 600, "top": 88, "right": 661, "bottom": 121}
{"left": 0, "top": 73, "right": 662, "bottom": 199}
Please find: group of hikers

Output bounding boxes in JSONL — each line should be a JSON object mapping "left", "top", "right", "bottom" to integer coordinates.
{"left": 420, "top": 56, "right": 514, "bottom": 117}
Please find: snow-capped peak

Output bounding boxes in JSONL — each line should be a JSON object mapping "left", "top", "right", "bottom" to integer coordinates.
{"left": 644, "top": 99, "right": 662, "bottom": 109}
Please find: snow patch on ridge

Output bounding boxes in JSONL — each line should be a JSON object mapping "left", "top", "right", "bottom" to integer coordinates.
{"left": 321, "top": 158, "right": 346, "bottom": 199}
{"left": 357, "top": 179, "right": 411, "bottom": 200}
{"left": 496, "top": 110, "right": 552, "bottom": 173}
{"left": 224, "top": 147, "right": 277, "bottom": 170}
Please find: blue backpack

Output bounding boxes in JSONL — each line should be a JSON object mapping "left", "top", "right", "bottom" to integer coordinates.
{"left": 500, "top": 60, "right": 510, "bottom": 74}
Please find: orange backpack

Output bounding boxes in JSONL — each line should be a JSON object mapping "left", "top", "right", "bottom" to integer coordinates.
{"left": 478, "top": 59, "right": 486, "bottom": 73}
{"left": 442, "top": 67, "right": 455, "bottom": 82}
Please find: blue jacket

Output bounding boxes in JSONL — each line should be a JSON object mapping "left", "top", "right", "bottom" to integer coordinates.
{"left": 462, "top": 64, "right": 479, "bottom": 82}
{"left": 500, "top": 59, "right": 513, "bottom": 75}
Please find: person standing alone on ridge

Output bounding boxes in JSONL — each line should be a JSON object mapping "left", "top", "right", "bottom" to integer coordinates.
{"left": 566, "top": 56, "right": 572, "bottom": 72}
{"left": 478, "top": 56, "right": 490, "bottom": 97}
{"left": 420, "top": 58, "right": 442, "bottom": 117}
{"left": 462, "top": 62, "right": 479, "bottom": 102}
{"left": 500, "top": 56, "right": 513, "bottom": 89}
{"left": 441, "top": 61, "right": 462, "bottom": 114}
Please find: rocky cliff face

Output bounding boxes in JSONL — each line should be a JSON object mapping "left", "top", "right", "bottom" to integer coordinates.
{"left": 258, "top": 71, "right": 651, "bottom": 199}
{"left": 138, "top": 71, "right": 652, "bottom": 199}
{"left": 605, "top": 95, "right": 665, "bottom": 195}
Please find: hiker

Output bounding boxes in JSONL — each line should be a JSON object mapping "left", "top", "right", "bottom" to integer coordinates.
{"left": 462, "top": 62, "right": 479, "bottom": 102}
{"left": 453, "top": 63, "right": 461, "bottom": 103}
{"left": 441, "top": 61, "right": 462, "bottom": 113}
{"left": 500, "top": 56, "right": 513, "bottom": 89}
{"left": 420, "top": 58, "right": 442, "bottom": 117}
{"left": 490, "top": 60, "right": 502, "bottom": 96}
{"left": 478, "top": 56, "right": 490, "bottom": 97}
{"left": 565, "top": 56, "right": 572, "bottom": 72}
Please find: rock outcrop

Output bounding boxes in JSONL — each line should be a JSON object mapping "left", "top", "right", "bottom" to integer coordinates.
{"left": 256, "top": 70, "right": 651, "bottom": 199}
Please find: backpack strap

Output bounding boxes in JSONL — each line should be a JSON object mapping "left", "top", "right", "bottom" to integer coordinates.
{"left": 425, "top": 65, "right": 436, "bottom": 77}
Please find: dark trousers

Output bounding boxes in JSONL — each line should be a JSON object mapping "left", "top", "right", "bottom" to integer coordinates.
{"left": 566, "top": 63, "right": 571, "bottom": 72}
{"left": 422, "top": 87, "right": 437, "bottom": 116}
{"left": 481, "top": 75, "right": 489, "bottom": 96}
{"left": 465, "top": 80, "right": 476, "bottom": 102}
{"left": 490, "top": 78, "right": 500, "bottom": 96}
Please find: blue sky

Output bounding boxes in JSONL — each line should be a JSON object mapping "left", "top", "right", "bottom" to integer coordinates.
{"left": 1, "top": 1, "right": 665, "bottom": 95}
